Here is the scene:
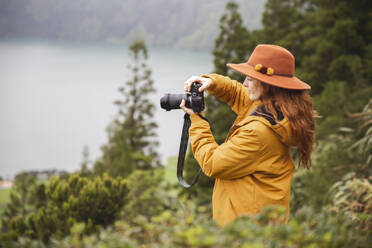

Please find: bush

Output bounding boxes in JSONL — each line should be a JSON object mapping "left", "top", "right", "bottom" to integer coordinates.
{"left": 120, "top": 170, "right": 172, "bottom": 223}
{"left": 330, "top": 172, "right": 372, "bottom": 231}
{"left": 1, "top": 173, "right": 128, "bottom": 245}
{"left": 6, "top": 202, "right": 371, "bottom": 248}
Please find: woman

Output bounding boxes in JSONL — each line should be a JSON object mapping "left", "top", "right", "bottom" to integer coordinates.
{"left": 180, "top": 44, "right": 316, "bottom": 226}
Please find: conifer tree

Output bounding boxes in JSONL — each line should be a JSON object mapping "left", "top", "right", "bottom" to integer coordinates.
{"left": 1, "top": 172, "right": 36, "bottom": 221}
{"left": 212, "top": 0, "right": 253, "bottom": 83}
{"left": 299, "top": 0, "right": 372, "bottom": 138}
{"left": 276, "top": 0, "right": 372, "bottom": 212}
{"left": 259, "top": 0, "right": 305, "bottom": 65}
{"left": 94, "top": 39, "right": 160, "bottom": 178}
{"left": 183, "top": 0, "right": 253, "bottom": 204}
{"left": 209, "top": 0, "right": 253, "bottom": 142}
{"left": 79, "top": 145, "right": 91, "bottom": 177}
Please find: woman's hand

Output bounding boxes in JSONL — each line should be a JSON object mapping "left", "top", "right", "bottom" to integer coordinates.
{"left": 181, "top": 75, "right": 211, "bottom": 115}
{"left": 179, "top": 99, "right": 195, "bottom": 115}
{"left": 184, "top": 76, "right": 212, "bottom": 93}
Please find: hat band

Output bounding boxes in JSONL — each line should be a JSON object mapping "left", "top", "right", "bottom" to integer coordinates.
{"left": 248, "top": 63, "right": 293, "bottom": 77}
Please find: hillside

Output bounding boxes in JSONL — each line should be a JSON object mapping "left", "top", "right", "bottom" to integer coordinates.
{"left": 0, "top": 0, "right": 266, "bottom": 49}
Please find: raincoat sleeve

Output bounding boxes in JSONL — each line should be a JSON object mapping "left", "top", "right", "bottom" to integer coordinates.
{"left": 202, "top": 73, "right": 253, "bottom": 115}
{"left": 189, "top": 114, "right": 263, "bottom": 180}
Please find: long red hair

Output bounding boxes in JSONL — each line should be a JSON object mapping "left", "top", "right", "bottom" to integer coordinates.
{"left": 259, "top": 83, "right": 316, "bottom": 169}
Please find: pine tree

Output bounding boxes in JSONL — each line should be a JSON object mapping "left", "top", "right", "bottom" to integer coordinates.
{"left": 79, "top": 145, "right": 91, "bottom": 177}
{"left": 182, "top": 0, "right": 253, "bottom": 205}
{"left": 1, "top": 172, "right": 36, "bottom": 220}
{"left": 1, "top": 172, "right": 40, "bottom": 242}
{"left": 298, "top": 0, "right": 372, "bottom": 138}
{"left": 212, "top": 0, "right": 253, "bottom": 82}
{"left": 278, "top": 0, "right": 372, "bottom": 212}
{"left": 259, "top": 0, "right": 305, "bottom": 65}
{"left": 94, "top": 39, "right": 160, "bottom": 178}
{"left": 209, "top": 0, "right": 254, "bottom": 142}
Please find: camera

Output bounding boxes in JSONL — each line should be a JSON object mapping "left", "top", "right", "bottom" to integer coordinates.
{"left": 160, "top": 82, "right": 205, "bottom": 188}
{"left": 160, "top": 82, "right": 205, "bottom": 113}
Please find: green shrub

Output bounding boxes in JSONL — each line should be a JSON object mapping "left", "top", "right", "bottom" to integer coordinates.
{"left": 6, "top": 203, "right": 371, "bottom": 248}
{"left": 1, "top": 173, "right": 128, "bottom": 245}
{"left": 330, "top": 172, "right": 372, "bottom": 231}
{"left": 120, "top": 170, "right": 173, "bottom": 223}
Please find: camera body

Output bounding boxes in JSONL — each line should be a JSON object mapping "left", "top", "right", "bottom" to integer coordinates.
{"left": 160, "top": 82, "right": 205, "bottom": 113}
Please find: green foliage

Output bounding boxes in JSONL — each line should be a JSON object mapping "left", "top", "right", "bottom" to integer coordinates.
{"left": 3, "top": 1, "right": 372, "bottom": 247}
{"left": 330, "top": 172, "right": 372, "bottom": 231}
{"left": 300, "top": 0, "right": 371, "bottom": 95}
{"left": 212, "top": 1, "right": 253, "bottom": 80}
{"left": 1, "top": 172, "right": 37, "bottom": 221}
{"left": 314, "top": 80, "right": 371, "bottom": 140}
{"left": 291, "top": 135, "right": 357, "bottom": 212}
{"left": 94, "top": 39, "right": 160, "bottom": 178}
{"left": 259, "top": 0, "right": 305, "bottom": 57}
{"left": 314, "top": 81, "right": 350, "bottom": 138}
{"left": 350, "top": 99, "right": 372, "bottom": 164}
{"left": 291, "top": 98, "right": 372, "bottom": 213}
{"left": 1, "top": 173, "right": 128, "bottom": 245}
{"left": 120, "top": 170, "right": 167, "bottom": 222}
{"left": 6, "top": 203, "right": 371, "bottom": 248}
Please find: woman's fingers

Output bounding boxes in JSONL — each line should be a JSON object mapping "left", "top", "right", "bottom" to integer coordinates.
{"left": 184, "top": 76, "right": 212, "bottom": 92}
{"left": 183, "top": 76, "right": 193, "bottom": 91}
{"left": 184, "top": 76, "right": 199, "bottom": 92}
{"left": 198, "top": 78, "right": 212, "bottom": 92}
{"left": 179, "top": 99, "right": 195, "bottom": 115}
{"left": 180, "top": 98, "right": 185, "bottom": 108}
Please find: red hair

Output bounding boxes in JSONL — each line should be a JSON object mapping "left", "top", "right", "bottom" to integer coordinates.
{"left": 259, "top": 83, "right": 316, "bottom": 169}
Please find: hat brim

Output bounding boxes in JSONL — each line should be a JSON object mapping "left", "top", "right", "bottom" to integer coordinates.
{"left": 227, "top": 63, "right": 311, "bottom": 90}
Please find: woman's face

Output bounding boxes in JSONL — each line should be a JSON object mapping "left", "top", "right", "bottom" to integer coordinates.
{"left": 243, "top": 76, "right": 263, "bottom": 101}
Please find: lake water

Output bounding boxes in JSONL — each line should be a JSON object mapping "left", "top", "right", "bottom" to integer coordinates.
{"left": 0, "top": 39, "right": 212, "bottom": 178}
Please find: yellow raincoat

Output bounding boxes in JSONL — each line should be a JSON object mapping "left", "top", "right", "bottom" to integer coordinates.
{"left": 189, "top": 74, "right": 296, "bottom": 226}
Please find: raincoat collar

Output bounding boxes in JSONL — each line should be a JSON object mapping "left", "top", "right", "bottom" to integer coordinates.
{"left": 235, "top": 103, "right": 296, "bottom": 147}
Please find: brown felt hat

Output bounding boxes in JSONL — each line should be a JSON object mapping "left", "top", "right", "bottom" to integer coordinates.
{"left": 227, "top": 44, "right": 311, "bottom": 90}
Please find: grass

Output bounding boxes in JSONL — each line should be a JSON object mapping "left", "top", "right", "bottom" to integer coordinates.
{"left": 0, "top": 188, "right": 11, "bottom": 215}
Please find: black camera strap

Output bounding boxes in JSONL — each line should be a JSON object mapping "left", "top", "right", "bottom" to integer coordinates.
{"left": 177, "top": 113, "right": 202, "bottom": 188}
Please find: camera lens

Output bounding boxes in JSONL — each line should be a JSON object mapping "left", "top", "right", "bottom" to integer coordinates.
{"left": 160, "top": 94, "right": 170, "bottom": 110}
{"left": 160, "top": 93, "right": 188, "bottom": 111}
{"left": 160, "top": 82, "right": 204, "bottom": 112}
